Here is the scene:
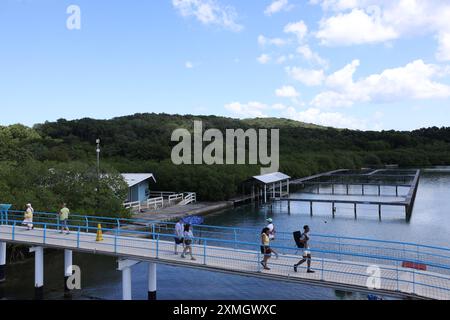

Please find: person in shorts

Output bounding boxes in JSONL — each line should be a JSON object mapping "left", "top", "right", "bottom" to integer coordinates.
{"left": 181, "top": 224, "right": 196, "bottom": 261}
{"left": 260, "top": 227, "right": 278, "bottom": 270}
{"left": 294, "top": 225, "right": 315, "bottom": 273}
{"left": 59, "top": 203, "right": 70, "bottom": 234}
{"left": 174, "top": 218, "right": 184, "bottom": 255}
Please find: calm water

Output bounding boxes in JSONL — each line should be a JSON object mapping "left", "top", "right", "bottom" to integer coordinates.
{"left": 1, "top": 169, "right": 450, "bottom": 300}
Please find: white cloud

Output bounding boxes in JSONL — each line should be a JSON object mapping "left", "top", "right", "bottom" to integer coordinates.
{"left": 185, "top": 61, "right": 194, "bottom": 68}
{"left": 284, "top": 21, "right": 308, "bottom": 41}
{"left": 172, "top": 0, "right": 242, "bottom": 32}
{"left": 311, "top": 0, "right": 450, "bottom": 60}
{"left": 225, "top": 101, "right": 290, "bottom": 118}
{"left": 258, "top": 35, "right": 288, "bottom": 47}
{"left": 437, "top": 32, "right": 450, "bottom": 62}
{"left": 275, "top": 85, "right": 300, "bottom": 98}
{"left": 265, "top": 0, "right": 293, "bottom": 16}
{"left": 225, "top": 101, "right": 269, "bottom": 118}
{"left": 312, "top": 59, "right": 450, "bottom": 107}
{"left": 316, "top": 8, "right": 398, "bottom": 46}
{"left": 286, "top": 66, "right": 325, "bottom": 86}
{"left": 297, "top": 45, "right": 328, "bottom": 67}
{"left": 257, "top": 54, "right": 271, "bottom": 64}
{"left": 283, "top": 106, "right": 367, "bottom": 129}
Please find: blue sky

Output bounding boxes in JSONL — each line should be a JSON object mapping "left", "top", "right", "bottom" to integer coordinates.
{"left": 0, "top": 0, "right": 449, "bottom": 130}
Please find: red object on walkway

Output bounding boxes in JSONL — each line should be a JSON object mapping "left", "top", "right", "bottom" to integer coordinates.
{"left": 402, "top": 261, "right": 427, "bottom": 271}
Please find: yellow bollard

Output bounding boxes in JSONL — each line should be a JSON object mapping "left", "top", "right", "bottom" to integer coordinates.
{"left": 96, "top": 224, "right": 104, "bottom": 242}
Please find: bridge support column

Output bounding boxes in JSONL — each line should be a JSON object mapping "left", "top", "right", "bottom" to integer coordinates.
{"left": 0, "top": 242, "right": 6, "bottom": 283}
{"left": 64, "top": 250, "right": 73, "bottom": 296}
{"left": 30, "top": 246, "right": 44, "bottom": 300}
{"left": 117, "top": 259, "right": 139, "bottom": 301}
{"left": 148, "top": 262, "right": 157, "bottom": 300}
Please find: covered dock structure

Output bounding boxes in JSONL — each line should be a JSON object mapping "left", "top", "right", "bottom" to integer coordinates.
{"left": 242, "top": 172, "right": 291, "bottom": 204}
{"left": 283, "top": 168, "right": 421, "bottom": 221}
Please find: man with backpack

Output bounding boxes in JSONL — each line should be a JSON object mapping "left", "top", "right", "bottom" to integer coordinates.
{"left": 293, "top": 225, "right": 315, "bottom": 274}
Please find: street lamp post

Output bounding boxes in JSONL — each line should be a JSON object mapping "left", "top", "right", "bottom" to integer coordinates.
{"left": 96, "top": 139, "right": 101, "bottom": 211}
{"left": 96, "top": 139, "right": 101, "bottom": 180}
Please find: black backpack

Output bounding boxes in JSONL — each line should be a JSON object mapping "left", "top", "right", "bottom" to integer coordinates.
{"left": 293, "top": 231, "right": 305, "bottom": 248}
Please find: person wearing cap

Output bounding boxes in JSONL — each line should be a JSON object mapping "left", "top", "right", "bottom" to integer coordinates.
{"left": 22, "top": 203, "right": 34, "bottom": 230}
{"left": 266, "top": 218, "right": 276, "bottom": 241}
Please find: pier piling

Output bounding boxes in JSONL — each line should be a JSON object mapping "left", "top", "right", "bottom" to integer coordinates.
{"left": 148, "top": 263, "right": 157, "bottom": 300}
{"left": 30, "top": 246, "right": 44, "bottom": 300}
{"left": 0, "top": 242, "right": 6, "bottom": 282}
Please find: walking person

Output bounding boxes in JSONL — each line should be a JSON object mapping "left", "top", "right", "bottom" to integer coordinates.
{"left": 59, "top": 203, "right": 70, "bottom": 234}
{"left": 260, "top": 227, "right": 278, "bottom": 271}
{"left": 293, "top": 225, "right": 315, "bottom": 273}
{"left": 181, "top": 224, "right": 196, "bottom": 261}
{"left": 174, "top": 218, "right": 184, "bottom": 255}
{"left": 266, "top": 218, "right": 276, "bottom": 240}
{"left": 22, "top": 203, "right": 34, "bottom": 230}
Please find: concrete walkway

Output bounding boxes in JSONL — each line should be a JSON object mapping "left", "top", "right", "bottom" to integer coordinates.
{"left": 1, "top": 225, "right": 449, "bottom": 300}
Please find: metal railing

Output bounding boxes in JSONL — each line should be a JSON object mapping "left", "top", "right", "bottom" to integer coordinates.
{"left": 123, "top": 197, "right": 164, "bottom": 212}
{"left": 0, "top": 209, "right": 449, "bottom": 299}
{"left": 179, "top": 192, "right": 196, "bottom": 205}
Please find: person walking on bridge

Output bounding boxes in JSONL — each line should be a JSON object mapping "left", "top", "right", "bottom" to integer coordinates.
{"left": 22, "top": 203, "right": 34, "bottom": 230}
{"left": 266, "top": 218, "right": 276, "bottom": 241}
{"left": 181, "top": 224, "right": 196, "bottom": 261}
{"left": 59, "top": 203, "right": 70, "bottom": 234}
{"left": 260, "top": 227, "right": 278, "bottom": 270}
{"left": 294, "top": 225, "right": 315, "bottom": 273}
{"left": 174, "top": 218, "right": 184, "bottom": 255}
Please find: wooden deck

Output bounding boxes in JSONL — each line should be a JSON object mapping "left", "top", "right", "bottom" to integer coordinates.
{"left": 0, "top": 225, "right": 449, "bottom": 300}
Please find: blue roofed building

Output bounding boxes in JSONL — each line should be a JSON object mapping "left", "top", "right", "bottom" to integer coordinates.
{"left": 121, "top": 173, "right": 156, "bottom": 203}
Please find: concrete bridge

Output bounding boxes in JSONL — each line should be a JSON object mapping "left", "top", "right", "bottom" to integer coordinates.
{"left": 0, "top": 210, "right": 449, "bottom": 300}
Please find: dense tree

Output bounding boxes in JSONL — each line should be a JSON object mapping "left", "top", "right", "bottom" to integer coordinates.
{"left": 0, "top": 113, "right": 449, "bottom": 204}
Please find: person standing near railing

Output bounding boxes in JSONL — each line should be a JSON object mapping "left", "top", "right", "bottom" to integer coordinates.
{"left": 181, "top": 224, "right": 196, "bottom": 261}
{"left": 260, "top": 227, "right": 278, "bottom": 271}
{"left": 174, "top": 218, "right": 184, "bottom": 255}
{"left": 59, "top": 203, "right": 70, "bottom": 235}
{"left": 294, "top": 225, "right": 315, "bottom": 274}
{"left": 22, "top": 203, "right": 34, "bottom": 230}
{"left": 266, "top": 218, "right": 276, "bottom": 241}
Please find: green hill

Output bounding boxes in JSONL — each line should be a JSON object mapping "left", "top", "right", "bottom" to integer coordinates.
{"left": 1, "top": 112, "right": 449, "bottom": 206}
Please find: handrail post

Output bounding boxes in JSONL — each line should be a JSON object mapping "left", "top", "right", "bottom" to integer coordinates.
{"left": 114, "top": 227, "right": 119, "bottom": 254}
{"left": 338, "top": 237, "right": 342, "bottom": 261}
{"left": 77, "top": 227, "right": 80, "bottom": 248}
{"left": 12, "top": 221, "right": 16, "bottom": 240}
{"left": 85, "top": 217, "right": 89, "bottom": 233}
{"left": 321, "top": 257, "right": 324, "bottom": 281}
{"left": 156, "top": 234, "right": 159, "bottom": 258}
{"left": 43, "top": 224, "right": 47, "bottom": 244}
{"left": 257, "top": 245, "right": 261, "bottom": 272}
{"left": 396, "top": 267, "right": 399, "bottom": 292}
{"left": 234, "top": 229, "right": 237, "bottom": 249}
{"left": 203, "top": 240, "right": 207, "bottom": 265}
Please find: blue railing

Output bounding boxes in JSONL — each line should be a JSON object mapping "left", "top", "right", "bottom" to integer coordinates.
{"left": 3, "top": 209, "right": 450, "bottom": 270}
{"left": 1, "top": 209, "right": 449, "bottom": 299}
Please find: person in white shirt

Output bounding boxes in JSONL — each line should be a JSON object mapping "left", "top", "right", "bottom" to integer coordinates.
{"left": 174, "top": 219, "right": 184, "bottom": 255}
{"left": 293, "top": 225, "right": 315, "bottom": 274}
{"left": 22, "top": 203, "right": 34, "bottom": 230}
{"left": 266, "top": 218, "right": 276, "bottom": 240}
